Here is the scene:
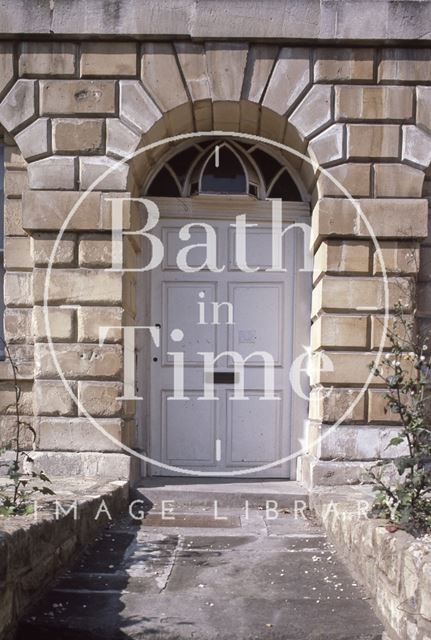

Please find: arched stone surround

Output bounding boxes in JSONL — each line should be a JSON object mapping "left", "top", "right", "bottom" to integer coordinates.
{"left": 0, "top": 41, "right": 429, "bottom": 485}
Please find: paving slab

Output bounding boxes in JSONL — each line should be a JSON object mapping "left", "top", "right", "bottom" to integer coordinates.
{"left": 17, "top": 504, "right": 384, "bottom": 640}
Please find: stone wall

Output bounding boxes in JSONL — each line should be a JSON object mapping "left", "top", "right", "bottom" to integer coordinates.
{"left": 0, "top": 479, "right": 128, "bottom": 640}
{"left": 0, "top": 38, "right": 430, "bottom": 484}
{"left": 311, "top": 489, "right": 431, "bottom": 640}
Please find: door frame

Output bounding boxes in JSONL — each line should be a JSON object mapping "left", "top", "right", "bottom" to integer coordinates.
{"left": 136, "top": 196, "right": 311, "bottom": 479}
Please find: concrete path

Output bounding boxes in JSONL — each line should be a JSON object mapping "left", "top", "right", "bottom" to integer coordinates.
{"left": 18, "top": 493, "right": 384, "bottom": 640}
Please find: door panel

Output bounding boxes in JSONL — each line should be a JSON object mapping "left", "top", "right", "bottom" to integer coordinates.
{"left": 149, "top": 214, "right": 299, "bottom": 477}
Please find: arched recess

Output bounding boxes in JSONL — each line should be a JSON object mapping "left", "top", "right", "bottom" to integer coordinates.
{"left": 125, "top": 104, "right": 312, "bottom": 479}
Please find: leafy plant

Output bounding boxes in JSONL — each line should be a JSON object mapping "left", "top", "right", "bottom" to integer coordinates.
{"left": 369, "top": 300, "right": 431, "bottom": 537}
{"left": 0, "top": 338, "right": 54, "bottom": 516}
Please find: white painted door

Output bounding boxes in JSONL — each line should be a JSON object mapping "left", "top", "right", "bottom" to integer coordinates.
{"left": 149, "top": 204, "right": 306, "bottom": 477}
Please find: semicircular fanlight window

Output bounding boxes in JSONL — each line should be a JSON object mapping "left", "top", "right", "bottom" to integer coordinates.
{"left": 147, "top": 166, "right": 180, "bottom": 197}
{"left": 268, "top": 169, "right": 301, "bottom": 200}
{"left": 200, "top": 146, "right": 247, "bottom": 194}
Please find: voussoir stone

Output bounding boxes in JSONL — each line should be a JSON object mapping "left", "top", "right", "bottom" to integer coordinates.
{"left": 402, "top": 125, "right": 431, "bottom": 168}
{"left": 0, "top": 42, "right": 15, "bottom": 100}
{"left": 263, "top": 47, "right": 310, "bottom": 115}
{"left": 15, "top": 118, "right": 49, "bottom": 160}
{"left": 0, "top": 79, "right": 36, "bottom": 133}
{"left": 290, "top": 84, "right": 333, "bottom": 140}
{"left": 120, "top": 80, "right": 161, "bottom": 133}
{"left": 106, "top": 118, "right": 140, "bottom": 158}
{"left": 308, "top": 123, "right": 344, "bottom": 166}
{"left": 141, "top": 42, "right": 189, "bottom": 111}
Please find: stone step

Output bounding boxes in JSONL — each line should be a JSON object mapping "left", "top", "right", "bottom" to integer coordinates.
{"left": 134, "top": 479, "right": 309, "bottom": 510}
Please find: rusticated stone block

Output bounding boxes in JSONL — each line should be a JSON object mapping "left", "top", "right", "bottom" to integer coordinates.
{"left": 378, "top": 48, "right": 431, "bottom": 82}
{"left": 34, "top": 343, "right": 122, "bottom": 380}
{"left": 316, "top": 164, "right": 371, "bottom": 198}
{"left": 33, "top": 269, "right": 122, "bottom": 305}
{"left": 0, "top": 381, "right": 32, "bottom": 415}
{"left": 347, "top": 124, "right": 399, "bottom": 159}
{"left": 4, "top": 308, "right": 32, "bottom": 344}
{"left": 0, "top": 79, "right": 36, "bottom": 133}
{"left": 79, "top": 156, "right": 129, "bottom": 191}
{"left": 308, "top": 123, "right": 344, "bottom": 166}
{"left": 373, "top": 241, "right": 419, "bottom": 275}
{"left": 416, "top": 86, "right": 431, "bottom": 134}
{"left": 314, "top": 240, "right": 370, "bottom": 281}
{"left": 40, "top": 80, "right": 116, "bottom": 115}
{"left": 81, "top": 42, "right": 137, "bottom": 77}
{"left": 335, "top": 86, "right": 413, "bottom": 121}
{"left": 309, "top": 424, "right": 405, "bottom": 460}
{"left": 402, "top": 125, "right": 431, "bottom": 169}
{"left": 0, "top": 42, "right": 15, "bottom": 100}
{"left": 290, "top": 84, "right": 332, "bottom": 140}
{"left": 314, "top": 48, "right": 374, "bottom": 82}
{"left": 311, "top": 198, "right": 428, "bottom": 246}
{"left": 28, "top": 155, "right": 76, "bottom": 190}
{"left": 15, "top": 118, "right": 49, "bottom": 160}
{"left": 4, "top": 145, "right": 27, "bottom": 170}
{"left": 22, "top": 190, "right": 101, "bottom": 231}
{"left": 311, "top": 315, "right": 368, "bottom": 349}
{"left": 4, "top": 272, "right": 33, "bottom": 307}
{"left": 79, "top": 234, "right": 112, "bottom": 267}
{"left": 106, "top": 118, "right": 140, "bottom": 158}
{"left": 36, "top": 419, "right": 124, "bottom": 452}
{"left": 4, "top": 199, "right": 24, "bottom": 237}
{"left": 32, "top": 306, "right": 74, "bottom": 342}
{"left": 4, "top": 237, "right": 32, "bottom": 270}
{"left": 373, "top": 163, "right": 424, "bottom": 197}
{"left": 33, "top": 380, "right": 77, "bottom": 417}
{"left": 32, "top": 233, "right": 76, "bottom": 267}
{"left": 368, "top": 390, "right": 402, "bottom": 424}
{"left": 312, "top": 276, "right": 410, "bottom": 317}
{"left": 78, "top": 381, "right": 123, "bottom": 417}
{"left": 309, "top": 387, "right": 366, "bottom": 423}
{"left": 19, "top": 42, "right": 76, "bottom": 76}
{"left": 141, "top": 42, "right": 188, "bottom": 111}
{"left": 4, "top": 168, "right": 28, "bottom": 197}
{"left": 53, "top": 118, "right": 104, "bottom": 154}
{"left": 311, "top": 351, "right": 379, "bottom": 386}
{"left": 78, "top": 306, "right": 123, "bottom": 343}
{"left": 0, "top": 345, "right": 33, "bottom": 380}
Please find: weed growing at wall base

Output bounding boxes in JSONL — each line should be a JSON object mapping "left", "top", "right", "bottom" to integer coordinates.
{"left": 369, "top": 300, "right": 431, "bottom": 536}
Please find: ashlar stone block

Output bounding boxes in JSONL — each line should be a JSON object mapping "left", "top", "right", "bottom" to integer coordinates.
{"left": 81, "top": 42, "right": 137, "bottom": 77}
{"left": 32, "top": 233, "right": 76, "bottom": 267}
{"left": 22, "top": 190, "right": 101, "bottom": 231}
{"left": 33, "top": 269, "right": 122, "bottom": 305}
{"left": 347, "top": 124, "right": 399, "bottom": 160}
{"left": 335, "top": 86, "right": 413, "bottom": 121}
{"left": 4, "top": 272, "right": 33, "bottom": 307}
{"left": 78, "top": 381, "right": 123, "bottom": 417}
{"left": 373, "top": 163, "right": 424, "bottom": 197}
{"left": 40, "top": 80, "right": 116, "bottom": 115}
{"left": 34, "top": 343, "right": 123, "bottom": 380}
{"left": 79, "top": 156, "right": 129, "bottom": 191}
{"left": 314, "top": 48, "right": 374, "bottom": 82}
{"left": 33, "top": 380, "right": 77, "bottom": 417}
{"left": 53, "top": 118, "right": 104, "bottom": 154}
{"left": 78, "top": 306, "right": 123, "bottom": 343}
{"left": 28, "top": 155, "right": 76, "bottom": 190}
{"left": 0, "top": 42, "right": 15, "bottom": 100}
{"left": 19, "top": 42, "right": 76, "bottom": 77}
{"left": 32, "top": 306, "right": 74, "bottom": 342}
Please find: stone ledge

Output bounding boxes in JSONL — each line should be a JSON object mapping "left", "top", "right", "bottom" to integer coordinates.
{"left": 0, "top": 478, "right": 129, "bottom": 640}
{"left": 310, "top": 486, "right": 431, "bottom": 640}
{"left": 2, "top": 1, "right": 431, "bottom": 42}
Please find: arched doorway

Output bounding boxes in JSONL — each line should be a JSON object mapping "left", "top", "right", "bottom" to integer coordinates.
{"left": 138, "top": 138, "right": 311, "bottom": 478}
